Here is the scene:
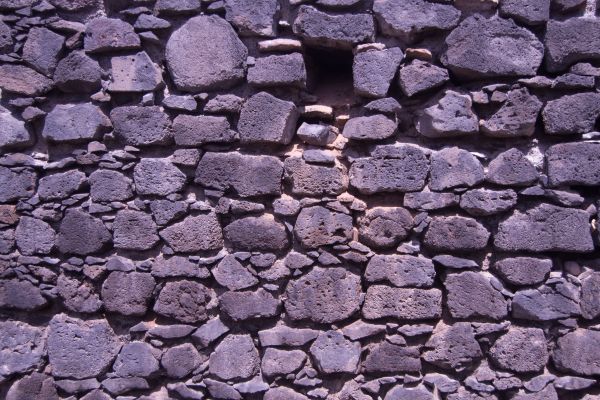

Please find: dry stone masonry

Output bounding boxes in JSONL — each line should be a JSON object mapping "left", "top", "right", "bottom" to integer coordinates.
{"left": 1, "top": 0, "right": 600, "bottom": 399}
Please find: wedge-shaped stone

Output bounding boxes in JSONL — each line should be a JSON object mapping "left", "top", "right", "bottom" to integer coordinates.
{"left": 353, "top": 48, "right": 403, "bottom": 98}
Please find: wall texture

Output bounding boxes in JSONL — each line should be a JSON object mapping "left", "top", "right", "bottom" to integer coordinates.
{"left": 1, "top": 0, "right": 600, "bottom": 399}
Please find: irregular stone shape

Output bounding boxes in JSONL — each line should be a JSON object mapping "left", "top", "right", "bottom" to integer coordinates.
{"left": 224, "top": 215, "right": 288, "bottom": 251}
{"left": 22, "top": 27, "right": 64, "bottom": 76}
{"left": 5, "top": 373, "right": 58, "bottom": 400}
{"left": 512, "top": 279, "right": 580, "bottom": 321}
{"left": 0, "top": 230, "right": 14, "bottom": 254}
{"left": 0, "top": 64, "right": 53, "bottom": 96}
{"left": 162, "top": 343, "right": 202, "bottom": 378}
{"left": 417, "top": 90, "right": 478, "bottom": 138}
{"left": 209, "top": 334, "right": 259, "bottom": 380}
{"left": 57, "top": 273, "right": 102, "bottom": 313}
{"left": 258, "top": 326, "right": 319, "bottom": 347}
{"left": 489, "top": 327, "right": 548, "bottom": 373}
{"left": 365, "top": 255, "right": 435, "bottom": 288}
{"left": 150, "top": 200, "right": 188, "bottom": 226}
{"left": 374, "top": 0, "right": 460, "bottom": 38}
{"left": 113, "top": 342, "right": 159, "bottom": 378}
{"left": 284, "top": 157, "right": 347, "bottom": 196}
{"left": 309, "top": 331, "right": 360, "bottom": 374}
{"left": 0, "top": 320, "right": 45, "bottom": 377}
{"left": 384, "top": 385, "right": 432, "bottom": 400}
{"left": 429, "top": 147, "right": 484, "bottom": 191}
{"left": 160, "top": 213, "right": 223, "bottom": 253}
{"left": 349, "top": 145, "right": 429, "bottom": 194}
{"left": 15, "top": 216, "right": 55, "bottom": 255}
{"left": 89, "top": 170, "right": 133, "bottom": 202}
{"left": 134, "top": 158, "right": 186, "bottom": 196}
{"left": 292, "top": 5, "right": 374, "bottom": 49}
{"left": 422, "top": 322, "right": 482, "bottom": 372}
{"left": 293, "top": 206, "right": 353, "bottom": 248}
{"left": 545, "top": 18, "right": 600, "bottom": 72}
{"left": 48, "top": 314, "right": 121, "bottom": 379}
{"left": 113, "top": 210, "right": 159, "bottom": 251}
{"left": 213, "top": 255, "right": 257, "bottom": 291}
{"left": 495, "top": 203, "right": 594, "bottom": 253}
{"left": 358, "top": 207, "right": 413, "bottom": 248}
{"left": 553, "top": 329, "right": 600, "bottom": 376}
{"left": 166, "top": 15, "right": 247, "bottom": 91}
{"left": 285, "top": 266, "right": 361, "bottom": 323}
{"left": 363, "top": 285, "right": 442, "bottom": 320}
{"left": 192, "top": 317, "right": 230, "bottom": 347}
{"left": 224, "top": 0, "right": 278, "bottom": 36}
{"left": 398, "top": 59, "right": 449, "bottom": 97}
{"left": 460, "top": 189, "right": 517, "bottom": 216}
{"left": 173, "top": 115, "right": 235, "bottom": 146}
{"left": 102, "top": 271, "right": 156, "bottom": 316}
{"left": 493, "top": 257, "right": 552, "bottom": 286}
{"left": 353, "top": 48, "right": 404, "bottom": 98}
{"left": 444, "top": 272, "right": 508, "bottom": 320}
{"left": 238, "top": 92, "right": 298, "bottom": 145}
{"left": 219, "top": 288, "right": 281, "bottom": 321}
{"left": 248, "top": 53, "right": 306, "bottom": 88}
{"left": 363, "top": 341, "right": 421, "bottom": 373}
{"left": 57, "top": 208, "right": 111, "bottom": 255}
{"left": 581, "top": 272, "right": 600, "bottom": 319}
{"left": 54, "top": 51, "right": 103, "bottom": 93}
{"left": 110, "top": 106, "right": 171, "bottom": 146}
{"left": 155, "top": 0, "right": 201, "bottom": 14}
{"left": 151, "top": 255, "right": 207, "bottom": 279}
{"left": 0, "top": 167, "right": 36, "bottom": 203}
{"left": 542, "top": 92, "right": 600, "bottom": 136}
{"left": 342, "top": 114, "right": 397, "bottom": 141}
{"left": 500, "top": 0, "right": 549, "bottom": 25}
{"left": 0, "top": 20, "right": 12, "bottom": 53}
{"left": 487, "top": 148, "right": 538, "bottom": 186}
{"left": 424, "top": 216, "right": 490, "bottom": 252}
{"left": 296, "top": 122, "right": 331, "bottom": 146}
{"left": 84, "top": 18, "right": 140, "bottom": 53}
{"left": 42, "top": 103, "right": 111, "bottom": 143}
{"left": 547, "top": 142, "right": 600, "bottom": 187}
{"left": 481, "top": 88, "right": 543, "bottom": 137}
{"left": 0, "top": 110, "right": 31, "bottom": 150}
{"left": 50, "top": 0, "right": 97, "bottom": 11}
{"left": 442, "top": 15, "right": 543, "bottom": 78}
{"left": 38, "top": 170, "right": 86, "bottom": 201}
{"left": 0, "top": 279, "right": 47, "bottom": 311}
{"left": 195, "top": 152, "right": 283, "bottom": 197}
{"left": 102, "top": 377, "right": 149, "bottom": 395}
{"left": 153, "top": 280, "right": 211, "bottom": 323}
{"left": 262, "top": 348, "right": 306, "bottom": 377}
{"left": 109, "top": 51, "right": 163, "bottom": 92}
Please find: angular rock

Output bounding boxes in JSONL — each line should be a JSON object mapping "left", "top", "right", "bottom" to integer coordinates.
{"left": 102, "top": 377, "right": 148, "bottom": 395}
{"left": 15, "top": 216, "right": 55, "bottom": 255}
{"left": 398, "top": 59, "right": 449, "bottom": 97}
{"left": 113, "top": 342, "right": 159, "bottom": 378}
{"left": 0, "top": 20, "right": 12, "bottom": 54}
{"left": 459, "top": 189, "right": 517, "bottom": 216}
{"left": 0, "top": 167, "right": 36, "bottom": 204}
{"left": 150, "top": 200, "right": 188, "bottom": 226}
{"left": 109, "top": 51, "right": 163, "bottom": 92}
{"left": 0, "top": 64, "right": 53, "bottom": 96}
{"left": 374, "top": 0, "right": 460, "bottom": 38}
{"left": 0, "top": 320, "right": 45, "bottom": 377}
{"left": 296, "top": 122, "right": 331, "bottom": 146}
{"left": 113, "top": 210, "right": 159, "bottom": 251}
{"left": 134, "top": 158, "right": 186, "bottom": 196}
{"left": 512, "top": 279, "right": 580, "bottom": 321}
{"left": 162, "top": 343, "right": 202, "bottom": 378}
{"left": 22, "top": 27, "right": 64, "bottom": 76}
{"left": 285, "top": 266, "right": 361, "bottom": 323}
{"left": 363, "top": 341, "right": 421, "bottom": 373}
{"left": 57, "top": 273, "right": 102, "bottom": 313}
{"left": 581, "top": 272, "right": 600, "bottom": 319}
{"left": 542, "top": 92, "right": 600, "bottom": 136}
{"left": 292, "top": 5, "right": 374, "bottom": 49}
{"left": 424, "top": 216, "right": 490, "bottom": 252}
{"left": 248, "top": 53, "right": 306, "bottom": 88}
{"left": 423, "top": 322, "right": 482, "bottom": 372}
{"left": 363, "top": 285, "right": 442, "bottom": 320}
{"left": 442, "top": 15, "right": 543, "bottom": 78}
{"left": 153, "top": 280, "right": 211, "bottom": 323}
{"left": 353, "top": 48, "right": 404, "bottom": 98}
{"left": 238, "top": 92, "right": 298, "bottom": 145}
{"left": 5, "top": 373, "right": 58, "bottom": 400}
{"left": 309, "top": 331, "right": 360, "bottom": 374}
{"left": 403, "top": 191, "right": 459, "bottom": 211}
{"left": 151, "top": 254, "right": 207, "bottom": 279}
{"left": 546, "top": 142, "right": 600, "bottom": 186}
{"left": 0, "top": 279, "right": 47, "bottom": 311}
{"left": 553, "top": 329, "right": 600, "bottom": 376}
{"left": 38, "top": 170, "right": 86, "bottom": 201}
{"left": 481, "top": 88, "right": 543, "bottom": 137}
{"left": 545, "top": 18, "right": 600, "bottom": 72}
{"left": 384, "top": 385, "right": 432, "bottom": 400}
{"left": 84, "top": 18, "right": 140, "bottom": 53}
{"left": 261, "top": 348, "right": 306, "bottom": 377}
{"left": 429, "top": 147, "right": 484, "bottom": 190}
{"left": 258, "top": 326, "right": 319, "bottom": 347}
{"left": 192, "top": 317, "right": 230, "bottom": 348}
{"left": 444, "top": 272, "right": 508, "bottom": 320}
{"left": 489, "top": 327, "right": 548, "bottom": 373}
{"left": 358, "top": 207, "right": 413, "bottom": 248}
{"left": 110, "top": 106, "right": 171, "bottom": 146}
{"left": 342, "top": 114, "right": 397, "bottom": 141}
{"left": 166, "top": 15, "right": 247, "bottom": 91}
{"left": 417, "top": 90, "right": 478, "bottom": 138}
{"left": 493, "top": 257, "right": 552, "bottom": 286}
{"left": 487, "top": 148, "right": 538, "bottom": 186}
{"left": 57, "top": 208, "right": 111, "bottom": 255}
{"left": 155, "top": 0, "right": 201, "bottom": 14}
{"left": 224, "top": 0, "right": 278, "bottom": 36}
{"left": 213, "top": 255, "right": 257, "bottom": 291}
{"left": 209, "top": 334, "right": 259, "bottom": 380}
{"left": 495, "top": 204, "right": 594, "bottom": 253}
{"left": 160, "top": 213, "right": 223, "bottom": 253}
{"left": 42, "top": 103, "right": 111, "bottom": 143}
{"left": 293, "top": 206, "right": 353, "bottom": 248}
{"left": 0, "top": 110, "right": 31, "bottom": 150}
{"left": 102, "top": 271, "right": 156, "bottom": 316}
{"left": 173, "top": 115, "right": 235, "bottom": 146}
{"left": 54, "top": 51, "right": 103, "bottom": 93}
{"left": 365, "top": 255, "right": 435, "bottom": 288}
{"left": 89, "top": 170, "right": 133, "bottom": 202}
{"left": 219, "top": 288, "right": 281, "bottom": 321}
{"left": 48, "top": 314, "right": 121, "bottom": 379}
{"left": 196, "top": 152, "right": 283, "bottom": 197}
{"left": 499, "top": 0, "right": 549, "bottom": 25}
{"left": 284, "top": 157, "right": 347, "bottom": 196}
{"left": 224, "top": 215, "right": 288, "bottom": 251}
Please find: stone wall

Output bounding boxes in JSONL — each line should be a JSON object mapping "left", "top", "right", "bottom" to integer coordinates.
{"left": 1, "top": 0, "right": 600, "bottom": 399}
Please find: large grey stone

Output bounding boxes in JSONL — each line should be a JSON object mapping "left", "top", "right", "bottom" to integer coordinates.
{"left": 224, "top": 0, "right": 278, "bottom": 36}
{"left": 581, "top": 272, "right": 600, "bottom": 320}
{"left": 358, "top": 207, "right": 413, "bottom": 248}
{"left": 309, "top": 331, "right": 360, "bottom": 374}
{"left": 545, "top": 18, "right": 600, "bottom": 72}
{"left": 493, "top": 257, "right": 552, "bottom": 286}
{"left": 487, "top": 148, "right": 538, "bottom": 186}
{"left": 481, "top": 88, "right": 543, "bottom": 137}
{"left": 224, "top": 215, "right": 288, "bottom": 251}
{"left": 84, "top": 18, "right": 140, "bottom": 53}
{"left": 173, "top": 115, "right": 235, "bottom": 146}
{"left": 159, "top": 213, "right": 223, "bottom": 253}
{"left": 363, "top": 341, "right": 421, "bottom": 373}
{"left": 162, "top": 343, "right": 202, "bottom": 379}
{"left": 489, "top": 327, "right": 548, "bottom": 373}
{"left": 284, "top": 157, "right": 348, "bottom": 196}
{"left": 258, "top": 326, "right": 319, "bottom": 347}
{"left": 212, "top": 255, "right": 257, "bottom": 291}
{"left": 89, "top": 170, "right": 133, "bottom": 202}
{"left": 248, "top": 53, "right": 306, "bottom": 88}
{"left": 0, "top": 320, "right": 45, "bottom": 377}
{"left": 0, "top": 64, "right": 53, "bottom": 96}
{"left": 0, "top": 110, "right": 31, "bottom": 150}
{"left": 398, "top": 59, "right": 449, "bottom": 97}
{"left": 444, "top": 272, "right": 508, "bottom": 320}
{"left": 102, "top": 271, "right": 156, "bottom": 316}
{"left": 459, "top": 189, "right": 517, "bottom": 216}
{"left": 22, "top": 27, "right": 64, "bottom": 76}
{"left": 424, "top": 216, "right": 490, "bottom": 252}
{"left": 113, "top": 210, "right": 159, "bottom": 251}
{"left": 38, "top": 170, "right": 86, "bottom": 201}
{"left": 238, "top": 92, "right": 298, "bottom": 145}
{"left": 429, "top": 147, "right": 484, "bottom": 191}
{"left": 108, "top": 51, "right": 163, "bottom": 92}
{"left": 5, "top": 373, "right": 58, "bottom": 400}
{"left": 54, "top": 51, "right": 102, "bottom": 93}
{"left": 261, "top": 348, "right": 306, "bottom": 377}
{"left": 219, "top": 288, "right": 281, "bottom": 321}
{"left": 512, "top": 279, "right": 580, "bottom": 321}
{"left": 546, "top": 142, "right": 600, "bottom": 186}
{"left": 0, "top": 167, "right": 36, "bottom": 203}
{"left": 293, "top": 206, "right": 353, "bottom": 248}
{"left": 422, "top": 322, "right": 482, "bottom": 372}
{"left": 57, "top": 273, "right": 102, "bottom": 313}
{"left": 42, "top": 103, "right": 111, "bottom": 143}
{"left": 113, "top": 341, "right": 159, "bottom": 378}
{"left": 553, "top": 329, "right": 600, "bottom": 376}
{"left": 134, "top": 158, "right": 186, "bottom": 196}
{"left": 0, "top": 20, "right": 12, "bottom": 54}
{"left": 542, "top": 92, "right": 600, "bottom": 136}
{"left": 365, "top": 255, "right": 435, "bottom": 288}
{"left": 209, "top": 334, "right": 259, "bottom": 380}
{"left": 417, "top": 90, "right": 478, "bottom": 138}
{"left": 110, "top": 106, "right": 171, "bottom": 146}
{"left": 342, "top": 114, "right": 397, "bottom": 141}
{"left": 57, "top": 208, "right": 111, "bottom": 255}
{"left": 0, "top": 280, "right": 46, "bottom": 311}
{"left": 373, "top": 0, "right": 460, "bottom": 38}
{"left": 15, "top": 216, "right": 55, "bottom": 255}
{"left": 499, "top": 0, "right": 549, "bottom": 25}
{"left": 363, "top": 285, "right": 442, "bottom": 320}
{"left": 353, "top": 48, "right": 404, "bottom": 98}
{"left": 153, "top": 280, "right": 211, "bottom": 323}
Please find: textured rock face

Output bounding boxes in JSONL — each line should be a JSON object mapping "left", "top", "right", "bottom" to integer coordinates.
{"left": 363, "top": 286, "right": 442, "bottom": 320}
{"left": 546, "top": 142, "right": 600, "bottom": 186}
{"left": 545, "top": 18, "right": 600, "bottom": 72}
{"left": 424, "top": 216, "right": 490, "bottom": 252}
{"left": 542, "top": 92, "right": 600, "bottom": 136}
{"left": 422, "top": 322, "right": 482, "bottom": 372}
{"left": 417, "top": 91, "right": 478, "bottom": 138}
{"left": 0, "top": 321, "right": 45, "bottom": 377}
{"left": 238, "top": 92, "right": 298, "bottom": 144}
{"left": 444, "top": 272, "right": 508, "bottom": 320}
{"left": 358, "top": 207, "right": 413, "bottom": 248}
{"left": 110, "top": 106, "right": 172, "bottom": 146}
{"left": 489, "top": 327, "right": 548, "bottom": 373}
{"left": 42, "top": 104, "right": 111, "bottom": 143}
{"left": 153, "top": 280, "right": 211, "bottom": 323}
{"left": 353, "top": 48, "right": 403, "bottom": 97}
{"left": 373, "top": 0, "right": 460, "bottom": 38}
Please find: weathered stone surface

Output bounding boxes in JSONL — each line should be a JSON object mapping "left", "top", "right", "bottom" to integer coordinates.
{"left": 0, "top": 20, "right": 12, "bottom": 53}
{"left": 429, "top": 147, "right": 484, "bottom": 191}
{"left": 114, "top": 342, "right": 159, "bottom": 378}
{"left": 57, "top": 209, "right": 111, "bottom": 255}
{"left": 224, "top": 215, "right": 289, "bottom": 251}
{"left": 84, "top": 18, "right": 140, "bottom": 53}
{"left": 384, "top": 385, "right": 432, "bottom": 400}
{"left": 209, "top": 334, "right": 259, "bottom": 380}
{"left": 22, "top": 27, "right": 64, "bottom": 76}
{"left": 442, "top": 15, "right": 543, "bottom": 78}
{"left": 154, "top": 280, "right": 211, "bottom": 323}
{"left": 363, "top": 286, "right": 442, "bottom": 320}
{"left": 481, "top": 88, "right": 543, "bottom": 137}
{"left": 374, "top": 0, "right": 460, "bottom": 38}
{"left": 0, "top": 64, "right": 53, "bottom": 96}
{"left": 489, "top": 327, "right": 548, "bottom": 373}
{"left": 42, "top": 103, "right": 111, "bottom": 143}
{"left": 261, "top": 348, "right": 306, "bottom": 377}
{"left": 134, "top": 158, "right": 185, "bottom": 196}
{"left": 553, "top": 330, "right": 600, "bottom": 376}
{"left": 512, "top": 279, "right": 580, "bottom": 321}
{"left": 166, "top": 15, "right": 247, "bottom": 91}
{"left": 160, "top": 213, "right": 223, "bottom": 253}
{"left": 292, "top": 5, "right": 374, "bottom": 49}
{"left": 196, "top": 152, "right": 283, "bottom": 197}
{"left": 542, "top": 92, "right": 600, "bottom": 136}
{"left": 424, "top": 216, "right": 490, "bottom": 252}
{"left": 192, "top": 317, "right": 229, "bottom": 348}
{"left": 57, "top": 273, "right": 102, "bottom": 313}
{"left": 358, "top": 207, "right": 413, "bottom": 248}
{"left": 238, "top": 92, "right": 298, "bottom": 145}
{"left": 248, "top": 53, "right": 306, "bottom": 88}
{"left": 264, "top": 387, "right": 309, "bottom": 400}
{"left": 423, "top": 322, "right": 482, "bottom": 372}
{"left": 487, "top": 148, "right": 538, "bottom": 186}
{"left": 151, "top": 254, "right": 207, "bottom": 279}
{"left": 0, "top": 167, "right": 35, "bottom": 204}
{"left": 495, "top": 204, "right": 594, "bottom": 253}
{"left": 113, "top": 210, "right": 159, "bottom": 251}
{"left": 15, "top": 216, "right": 55, "bottom": 255}
{"left": 581, "top": 272, "right": 600, "bottom": 320}
{"left": 296, "top": 122, "right": 331, "bottom": 146}
{"left": 48, "top": 314, "right": 120, "bottom": 379}
{"left": 162, "top": 343, "right": 202, "bottom": 378}
{"left": 0, "top": 320, "right": 45, "bottom": 377}
{"left": 342, "top": 114, "right": 397, "bottom": 141}
{"left": 110, "top": 106, "right": 171, "bottom": 146}
{"left": 363, "top": 341, "right": 421, "bottom": 373}
{"left": 499, "top": 0, "right": 549, "bottom": 25}
{"left": 219, "top": 288, "right": 280, "bottom": 321}
{"left": 365, "top": 255, "right": 435, "bottom": 288}
{"left": 285, "top": 266, "right": 361, "bottom": 323}
{"left": 294, "top": 206, "right": 353, "bottom": 248}
{"left": 444, "top": 272, "right": 508, "bottom": 320}
{"left": 0, "top": 279, "right": 47, "bottom": 311}
{"left": 398, "top": 59, "right": 449, "bottom": 97}
{"left": 38, "top": 170, "right": 86, "bottom": 201}
{"left": 224, "top": 0, "right": 278, "bottom": 36}
{"left": 109, "top": 51, "right": 163, "bottom": 92}
{"left": 417, "top": 90, "right": 478, "bottom": 138}
{"left": 5, "top": 373, "right": 58, "bottom": 400}
{"left": 54, "top": 51, "right": 102, "bottom": 93}
{"left": 89, "top": 170, "right": 133, "bottom": 202}
{"left": 258, "top": 326, "right": 319, "bottom": 347}
{"left": 493, "top": 257, "right": 552, "bottom": 286}
{"left": 353, "top": 48, "right": 403, "bottom": 98}
{"left": 545, "top": 18, "right": 600, "bottom": 72}
{"left": 309, "top": 330, "right": 360, "bottom": 374}
{"left": 547, "top": 142, "right": 600, "bottom": 187}
{"left": 0, "top": 110, "right": 31, "bottom": 150}
{"left": 102, "top": 271, "right": 156, "bottom": 316}
{"left": 213, "top": 255, "right": 257, "bottom": 291}
{"left": 284, "top": 157, "right": 347, "bottom": 196}
{"left": 459, "top": 189, "right": 517, "bottom": 216}
{"left": 173, "top": 115, "right": 235, "bottom": 146}
{"left": 50, "top": 0, "right": 98, "bottom": 11}
{"left": 155, "top": 0, "right": 200, "bottom": 14}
